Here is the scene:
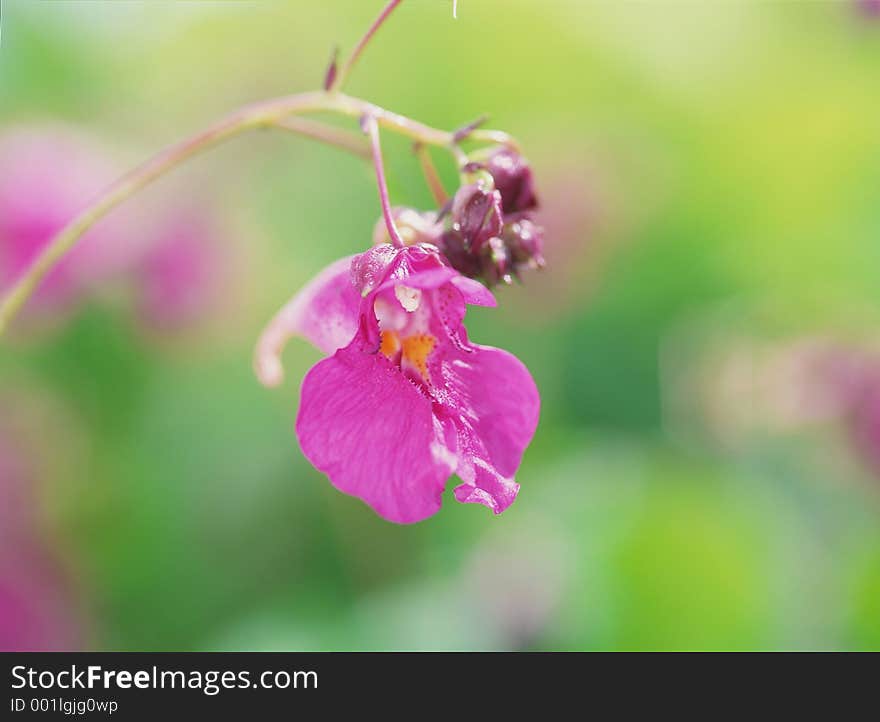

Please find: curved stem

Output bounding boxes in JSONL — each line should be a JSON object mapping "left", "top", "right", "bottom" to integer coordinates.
{"left": 332, "top": 0, "right": 403, "bottom": 92}
{"left": 364, "top": 114, "right": 405, "bottom": 249}
{"left": 271, "top": 117, "right": 370, "bottom": 158}
{"left": 469, "top": 128, "right": 521, "bottom": 150}
{"left": 0, "top": 90, "right": 320, "bottom": 335}
{"left": 0, "top": 89, "right": 517, "bottom": 335}
{"left": 340, "top": 95, "right": 453, "bottom": 147}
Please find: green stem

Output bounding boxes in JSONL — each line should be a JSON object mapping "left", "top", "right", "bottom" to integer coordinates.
{"left": 331, "top": 0, "right": 403, "bottom": 92}
{"left": 414, "top": 143, "right": 449, "bottom": 205}
{"left": 0, "top": 90, "right": 516, "bottom": 336}
{"left": 364, "top": 114, "right": 406, "bottom": 249}
{"left": 271, "top": 117, "right": 371, "bottom": 158}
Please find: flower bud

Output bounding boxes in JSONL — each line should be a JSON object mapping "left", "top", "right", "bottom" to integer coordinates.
{"left": 502, "top": 217, "right": 545, "bottom": 270}
{"left": 450, "top": 180, "right": 503, "bottom": 253}
{"left": 479, "top": 236, "right": 512, "bottom": 286}
{"left": 483, "top": 147, "right": 538, "bottom": 215}
{"left": 438, "top": 228, "right": 483, "bottom": 279}
{"left": 423, "top": 149, "right": 543, "bottom": 287}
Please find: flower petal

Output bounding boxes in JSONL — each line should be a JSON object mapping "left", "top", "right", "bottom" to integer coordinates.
{"left": 445, "top": 345, "right": 540, "bottom": 476}
{"left": 296, "top": 345, "right": 451, "bottom": 523}
{"left": 254, "top": 256, "right": 359, "bottom": 387}
{"left": 451, "top": 276, "right": 496, "bottom": 307}
{"left": 453, "top": 462, "right": 520, "bottom": 515}
{"left": 437, "top": 344, "right": 539, "bottom": 514}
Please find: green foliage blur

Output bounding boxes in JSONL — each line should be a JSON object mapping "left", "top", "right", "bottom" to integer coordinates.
{"left": 2, "top": 0, "right": 880, "bottom": 651}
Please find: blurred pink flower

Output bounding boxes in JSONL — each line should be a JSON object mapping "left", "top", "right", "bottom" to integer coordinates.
{"left": 0, "top": 426, "right": 82, "bottom": 651}
{"left": 0, "top": 125, "right": 232, "bottom": 333}
{"left": 503, "top": 161, "right": 609, "bottom": 321}
{"left": 857, "top": 0, "right": 880, "bottom": 18}
{"left": 463, "top": 528, "right": 569, "bottom": 649}
{"left": 0, "top": 434, "right": 31, "bottom": 540}
{"left": 255, "top": 243, "right": 540, "bottom": 523}
{"left": 135, "top": 213, "right": 229, "bottom": 332}
{"left": 851, "top": 375, "right": 880, "bottom": 476}
{"left": 672, "top": 327, "right": 880, "bottom": 484}
{"left": 0, "top": 126, "right": 128, "bottom": 315}
{"left": 0, "top": 551, "right": 81, "bottom": 652}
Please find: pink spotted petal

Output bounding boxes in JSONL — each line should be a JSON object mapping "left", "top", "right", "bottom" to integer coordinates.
{"left": 450, "top": 276, "right": 496, "bottom": 307}
{"left": 296, "top": 346, "right": 452, "bottom": 524}
{"left": 254, "top": 256, "right": 359, "bottom": 387}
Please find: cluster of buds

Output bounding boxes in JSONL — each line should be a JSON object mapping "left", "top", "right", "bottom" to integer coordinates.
{"left": 369, "top": 145, "right": 545, "bottom": 288}
{"left": 439, "top": 147, "right": 545, "bottom": 286}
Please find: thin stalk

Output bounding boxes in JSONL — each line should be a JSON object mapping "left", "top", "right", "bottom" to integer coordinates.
{"left": 332, "top": 0, "right": 403, "bottom": 92}
{"left": 0, "top": 90, "right": 318, "bottom": 335}
{"left": 469, "top": 128, "right": 521, "bottom": 150}
{"left": 0, "top": 89, "right": 517, "bottom": 335}
{"left": 414, "top": 143, "right": 449, "bottom": 205}
{"left": 364, "top": 114, "right": 406, "bottom": 249}
{"left": 271, "top": 117, "right": 370, "bottom": 158}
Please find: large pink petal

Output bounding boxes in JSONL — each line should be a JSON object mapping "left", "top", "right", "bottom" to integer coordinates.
{"left": 296, "top": 346, "right": 453, "bottom": 524}
{"left": 436, "top": 344, "right": 540, "bottom": 514}
{"left": 444, "top": 344, "right": 540, "bottom": 476}
{"left": 254, "top": 256, "right": 359, "bottom": 387}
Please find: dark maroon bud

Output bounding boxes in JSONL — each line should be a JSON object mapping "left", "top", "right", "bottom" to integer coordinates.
{"left": 484, "top": 147, "right": 538, "bottom": 215}
{"left": 439, "top": 228, "right": 483, "bottom": 279}
{"left": 480, "top": 236, "right": 512, "bottom": 286}
{"left": 502, "top": 217, "right": 545, "bottom": 269}
{"left": 450, "top": 181, "right": 503, "bottom": 252}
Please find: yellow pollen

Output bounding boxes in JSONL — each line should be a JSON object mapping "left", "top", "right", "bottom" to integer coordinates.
{"left": 380, "top": 330, "right": 401, "bottom": 359}
{"left": 401, "top": 333, "right": 436, "bottom": 380}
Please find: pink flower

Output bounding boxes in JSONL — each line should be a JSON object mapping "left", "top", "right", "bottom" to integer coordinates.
{"left": 851, "top": 374, "right": 880, "bottom": 477}
{"left": 0, "top": 427, "right": 82, "bottom": 651}
{"left": 255, "top": 243, "right": 540, "bottom": 524}
{"left": 0, "top": 126, "right": 230, "bottom": 334}
{"left": 0, "top": 126, "right": 128, "bottom": 314}
{"left": 0, "top": 551, "right": 82, "bottom": 652}
{"left": 858, "top": 0, "right": 880, "bottom": 18}
{"left": 135, "top": 212, "right": 229, "bottom": 333}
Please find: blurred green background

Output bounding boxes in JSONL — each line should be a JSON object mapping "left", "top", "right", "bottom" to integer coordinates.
{"left": 2, "top": 0, "right": 880, "bottom": 651}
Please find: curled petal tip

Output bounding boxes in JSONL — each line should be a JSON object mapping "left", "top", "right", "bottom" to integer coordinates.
{"left": 453, "top": 477, "right": 520, "bottom": 515}
{"left": 253, "top": 255, "right": 360, "bottom": 388}
{"left": 254, "top": 352, "right": 284, "bottom": 388}
{"left": 253, "top": 309, "right": 294, "bottom": 388}
{"left": 253, "top": 314, "right": 288, "bottom": 387}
